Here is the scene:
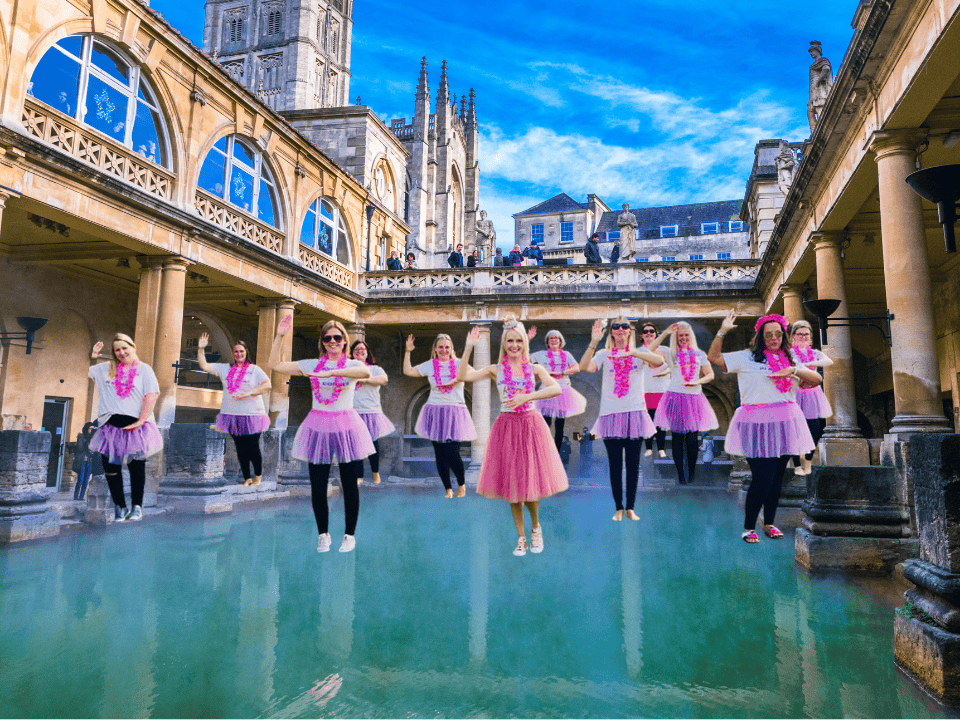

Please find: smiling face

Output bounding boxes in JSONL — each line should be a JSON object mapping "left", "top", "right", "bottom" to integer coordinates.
{"left": 233, "top": 344, "right": 248, "bottom": 364}
{"left": 434, "top": 338, "right": 453, "bottom": 361}
{"left": 792, "top": 327, "right": 812, "bottom": 348}
{"left": 547, "top": 335, "right": 562, "bottom": 350}
{"left": 762, "top": 321, "right": 784, "bottom": 351}
{"left": 611, "top": 322, "right": 631, "bottom": 348}
{"left": 113, "top": 340, "right": 137, "bottom": 365}
{"left": 504, "top": 329, "right": 525, "bottom": 358}
{"left": 352, "top": 343, "right": 368, "bottom": 363}
{"left": 320, "top": 324, "right": 346, "bottom": 358}
{"left": 676, "top": 329, "right": 692, "bottom": 349}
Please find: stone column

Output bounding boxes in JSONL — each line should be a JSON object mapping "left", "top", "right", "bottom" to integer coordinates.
{"left": 810, "top": 232, "right": 870, "bottom": 465}
{"left": 780, "top": 283, "right": 805, "bottom": 326}
{"left": 468, "top": 321, "right": 492, "bottom": 478}
{"left": 153, "top": 257, "right": 190, "bottom": 427}
{"left": 257, "top": 299, "right": 296, "bottom": 429}
{"left": 0, "top": 430, "right": 59, "bottom": 543}
{"left": 134, "top": 256, "right": 165, "bottom": 366}
{"left": 869, "top": 131, "right": 951, "bottom": 434}
{"left": 347, "top": 322, "right": 366, "bottom": 345}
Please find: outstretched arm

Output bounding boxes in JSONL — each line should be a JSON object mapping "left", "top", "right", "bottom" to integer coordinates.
{"left": 579, "top": 320, "right": 605, "bottom": 373}
{"left": 403, "top": 335, "right": 424, "bottom": 378}
{"left": 708, "top": 310, "right": 736, "bottom": 372}
{"left": 267, "top": 315, "right": 303, "bottom": 377}
{"left": 455, "top": 327, "right": 495, "bottom": 383}
{"left": 196, "top": 333, "right": 216, "bottom": 374}
{"left": 90, "top": 341, "right": 108, "bottom": 367}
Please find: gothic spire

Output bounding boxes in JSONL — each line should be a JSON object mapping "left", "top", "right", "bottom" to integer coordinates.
{"left": 466, "top": 88, "right": 477, "bottom": 128}
{"left": 460, "top": 94, "right": 467, "bottom": 120}
{"left": 416, "top": 56, "right": 429, "bottom": 99}
{"left": 437, "top": 60, "right": 450, "bottom": 106}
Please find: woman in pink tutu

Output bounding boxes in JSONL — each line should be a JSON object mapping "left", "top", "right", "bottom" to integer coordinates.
{"left": 403, "top": 333, "right": 477, "bottom": 498}
{"left": 639, "top": 322, "right": 669, "bottom": 458}
{"left": 789, "top": 320, "right": 833, "bottom": 476}
{"left": 457, "top": 317, "right": 568, "bottom": 556}
{"left": 707, "top": 311, "right": 821, "bottom": 543}
{"left": 268, "top": 317, "right": 373, "bottom": 553}
{"left": 648, "top": 322, "right": 719, "bottom": 485}
{"left": 528, "top": 327, "right": 586, "bottom": 451}
{"left": 350, "top": 339, "right": 395, "bottom": 484}
{"left": 88, "top": 333, "right": 163, "bottom": 522}
{"left": 196, "top": 333, "right": 271, "bottom": 486}
{"left": 580, "top": 317, "right": 665, "bottom": 521}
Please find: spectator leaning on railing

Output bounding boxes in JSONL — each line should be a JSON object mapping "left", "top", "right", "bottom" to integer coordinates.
{"left": 404, "top": 252, "right": 417, "bottom": 269}
{"left": 522, "top": 240, "right": 544, "bottom": 266}
{"left": 583, "top": 233, "right": 602, "bottom": 265}
{"left": 387, "top": 250, "right": 402, "bottom": 271}
{"left": 493, "top": 248, "right": 506, "bottom": 266}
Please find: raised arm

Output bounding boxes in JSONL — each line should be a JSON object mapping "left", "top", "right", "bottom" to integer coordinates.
{"left": 403, "top": 335, "right": 423, "bottom": 377}
{"left": 196, "top": 333, "right": 216, "bottom": 374}
{"left": 579, "top": 320, "right": 605, "bottom": 373}
{"left": 267, "top": 315, "right": 303, "bottom": 377}
{"left": 708, "top": 310, "right": 737, "bottom": 372}
{"left": 90, "top": 341, "right": 108, "bottom": 367}
{"left": 647, "top": 324, "right": 676, "bottom": 353}
{"left": 455, "top": 326, "right": 495, "bottom": 383}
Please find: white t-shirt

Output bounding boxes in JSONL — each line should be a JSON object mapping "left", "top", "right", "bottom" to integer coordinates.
{"left": 791, "top": 347, "right": 828, "bottom": 367}
{"left": 415, "top": 359, "right": 467, "bottom": 406}
{"left": 723, "top": 349, "right": 798, "bottom": 405}
{"left": 209, "top": 363, "right": 269, "bottom": 416}
{"left": 663, "top": 348, "right": 711, "bottom": 395}
{"left": 89, "top": 361, "right": 160, "bottom": 425}
{"left": 496, "top": 361, "right": 537, "bottom": 414}
{"left": 531, "top": 350, "right": 576, "bottom": 389}
{"left": 639, "top": 344, "right": 670, "bottom": 394}
{"left": 354, "top": 365, "right": 386, "bottom": 414}
{"left": 297, "top": 358, "right": 363, "bottom": 412}
{"left": 594, "top": 349, "right": 647, "bottom": 417}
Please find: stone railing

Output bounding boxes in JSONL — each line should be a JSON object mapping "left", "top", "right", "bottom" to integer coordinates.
{"left": 298, "top": 244, "right": 356, "bottom": 287}
{"left": 22, "top": 98, "right": 174, "bottom": 201}
{"left": 194, "top": 190, "right": 284, "bottom": 255}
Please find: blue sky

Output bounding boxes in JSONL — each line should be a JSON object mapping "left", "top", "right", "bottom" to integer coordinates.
{"left": 154, "top": 0, "right": 856, "bottom": 248}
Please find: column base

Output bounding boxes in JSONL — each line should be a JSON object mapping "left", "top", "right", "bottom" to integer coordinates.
{"left": 818, "top": 437, "right": 871, "bottom": 466}
{"left": 728, "top": 456, "right": 749, "bottom": 493}
{"left": 895, "top": 614, "right": 960, "bottom": 706}
{"left": 796, "top": 529, "right": 917, "bottom": 573}
{"left": 821, "top": 424, "right": 864, "bottom": 440}
{"left": 889, "top": 414, "right": 953, "bottom": 435}
{"left": 0, "top": 487, "right": 60, "bottom": 542}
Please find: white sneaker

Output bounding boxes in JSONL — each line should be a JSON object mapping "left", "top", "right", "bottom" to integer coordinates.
{"left": 531, "top": 526, "right": 544, "bottom": 553}
{"left": 126, "top": 505, "right": 143, "bottom": 522}
{"left": 513, "top": 536, "right": 527, "bottom": 556}
{"left": 317, "top": 533, "right": 332, "bottom": 553}
{"left": 339, "top": 534, "right": 356, "bottom": 553}
{"left": 114, "top": 505, "right": 126, "bottom": 522}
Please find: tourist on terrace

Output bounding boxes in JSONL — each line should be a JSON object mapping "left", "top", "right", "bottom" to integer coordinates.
{"left": 527, "top": 326, "right": 586, "bottom": 451}
{"left": 457, "top": 315, "right": 568, "bottom": 556}
{"left": 467, "top": 249, "right": 480, "bottom": 267}
{"left": 522, "top": 240, "right": 543, "bottom": 266}
{"left": 610, "top": 237, "right": 621, "bottom": 263}
{"left": 404, "top": 252, "right": 417, "bottom": 269}
{"left": 268, "top": 317, "right": 373, "bottom": 553}
{"left": 708, "top": 311, "right": 820, "bottom": 543}
{"left": 448, "top": 243, "right": 464, "bottom": 268}
{"left": 648, "top": 322, "right": 719, "bottom": 485}
{"left": 350, "top": 339, "right": 395, "bottom": 485}
{"left": 583, "top": 233, "right": 602, "bottom": 265}
{"left": 580, "top": 317, "right": 665, "bottom": 521}
{"left": 493, "top": 247, "right": 506, "bottom": 266}
{"left": 789, "top": 320, "right": 833, "bottom": 476}
{"left": 404, "top": 333, "right": 477, "bottom": 498}
{"left": 639, "top": 323, "right": 669, "bottom": 458}
{"left": 508, "top": 244, "right": 523, "bottom": 266}
{"left": 88, "top": 333, "right": 163, "bottom": 523}
{"left": 197, "top": 333, "right": 271, "bottom": 487}
{"left": 387, "top": 250, "right": 402, "bottom": 271}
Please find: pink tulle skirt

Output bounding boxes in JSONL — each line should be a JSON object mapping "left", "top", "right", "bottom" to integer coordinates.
{"left": 415, "top": 403, "right": 478, "bottom": 442}
{"left": 359, "top": 412, "right": 396, "bottom": 440}
{"left": 796, "top": 386, "right": 832, "bottom": 420}
{"left": 535, "top": 385, "right": 587, "bottom": 419}
{"left": 724, "top": 402, "right": 815, "bottom": 458}
{"left": 216, "top": 413, "right": 270, "bottom": 436}
{"left": 477, "top": 410, "right": 569, "bottom": 502}
{"left": 654, "top": 391, "right": 719, "bottom": 433}
{"left": 645, "top": 392, "right": 664, "bottom": 411}
{"left": 592, "top": 410, "right": 656, "bottom": 439}
{"left": 291, "top": 409, "right": 376, "bottom": 464}
{"left": 90, "top": 422, "right": 164, "bottom": 465}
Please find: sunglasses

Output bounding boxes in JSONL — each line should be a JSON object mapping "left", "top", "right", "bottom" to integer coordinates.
{"left": 611, "top": 323, "right": 630, "bottom": 330}
{"left": 322, "top": 334, "right": 344, "bottom": 343}
{"left": 641, "top": 329, "right": 656, "bottom": 334}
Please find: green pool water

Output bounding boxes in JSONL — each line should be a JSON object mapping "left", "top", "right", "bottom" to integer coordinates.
{"left": 0, "top": 484, "right": 951, "bottom": 718}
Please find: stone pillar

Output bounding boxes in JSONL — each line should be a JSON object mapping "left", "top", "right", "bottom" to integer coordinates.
{"left": 153, "top": 257, "right": 190, "bottom": 427}
{"left": 347, "top": 322, "right": 366, "bottom": 345}
{"left": 810, "top": 232, "right": 871, "bottom": 465}
{"left": 780, "top": 283, "right": 805, "bottom": 326}
{"left": 134, "top": 256, "right": 165, "bottom": 366}
{"left": 157, "top": 424, "right": 232, "bottom": 514}
{"left": 468, "top": 321, "right": 492, "bottom": 480}
{"left": 257, "top": 299, "right": 296, "bottom": 429}
{"left": 869, "top": 131, "right": 951, "bottom": 435}
{"left": 0, "top": 430, "right": 59, "bottom": 542}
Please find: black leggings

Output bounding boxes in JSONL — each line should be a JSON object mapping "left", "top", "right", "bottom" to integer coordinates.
{"left": 309, "top": 462, "right": 360, "bottom": 536}
{"left": 102, "top": 456, "right": 146, "bottom": 509}
{"left": 744, "top": 456, "right": 790, "bottom": 530}
{"left": 603, "top": 438, "right": 642, "bottom": 511}
{"left": 231, "top": 433, "right": 263, "bottom": 480}
{"left": 644, "top": 409, "right": 666, "bottom": 451}
{"left": 542, "top": 416, "right": 565, "bottom": 451}
{"left": 353, "top": 439, "right": 381, "bottom": 477}
{"left": 431, "top": 440, "right": 465, "bottom": 490}
{"left": 792, "top": 418, "right": 826, "bottom": 463}
{"left": 671, "top": 432, "right": 700, "bottom": 483}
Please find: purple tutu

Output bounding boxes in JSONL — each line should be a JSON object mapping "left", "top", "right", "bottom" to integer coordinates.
{"left": 724, "top": 402, "right": 815, "bottom": 458}
{"left": 592, "top": 410, "right": 656, "bottom": 439}
{"left": 477, "top": 410, "right": 569, "bottom": 502}
{"left": 359, "top": 412, "right": 396, "bottom": 440}
{"left": 796, "top": 386, "right": 832, "bottom": 420}
{"left": 216, "top": 413, "right": 270, "bottom": 436}
{"left": 90, "top": 422, "right": 164, "bottom": 465}
{"left": 535, "top": 385, "right": 587, "bottom": 419}
{"left": 415, "top": 404, "right": 477, "bottom": 442}
{"left": 653, "top": 391, "right": 719, "bottom": 433}
{"left": 291, "top": 409, "right": 375, "bottom": 464}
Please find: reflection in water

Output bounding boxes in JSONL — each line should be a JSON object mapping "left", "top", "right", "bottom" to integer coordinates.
{"left": 620, "top": 520, "right": 642, "bottom": 678}
{"left": 469, "top": 509, "right": 489, "bottom": 669}
{"left": 319, "top": 547, "right": 356, "bottom": 656}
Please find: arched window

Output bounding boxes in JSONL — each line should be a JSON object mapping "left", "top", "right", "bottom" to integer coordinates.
{"left": 229, "top": 17, "right": 244, "bottom": 43}
{"left": 27, "top": 35, "right": 169, "bottom": 166}
{"left": 300, "top": 197, "right": 350, "bottom": 265}
{"left": 198, "top": 135, "right": 279, "bottom": 227}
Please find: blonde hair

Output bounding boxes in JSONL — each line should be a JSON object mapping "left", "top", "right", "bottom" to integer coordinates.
{"left": 497, "top": 314, "right": 530, "bottom": 363}
{"left": 318, "top": 320, "right": 350, "bottom": 358}
{"left": 108, "top": 333, "right": 137, "bottom": 379}
{"left": 668, "top": 321, "right": 701, "bottom": 355}
{"left": 604, "top": 315, "right": 636, "bottom": 352}
{"left": 431, "top": 333, "right": 458, "bottom": 361}
{"left": 544, "top": 329, "right": 566, "bottom": 348}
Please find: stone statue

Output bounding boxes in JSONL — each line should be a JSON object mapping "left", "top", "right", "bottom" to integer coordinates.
{"left": 774, "top": 141, "right": 797, "bottom": 196}
{"left": 808, "top": 41, "right": 834, "bottom": 131}
{"left": 616, "top": 203, "right": 638, "bottom": 261}
{"left": 476, "top": 209, "right": 496, "bottom": 256}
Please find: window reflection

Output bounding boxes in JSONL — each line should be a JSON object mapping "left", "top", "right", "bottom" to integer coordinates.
{"left": 300, "top": 197, "right": 350, "bottom": 264}
{"left": 197, "top": 135, "right": 280, "bottom": 229}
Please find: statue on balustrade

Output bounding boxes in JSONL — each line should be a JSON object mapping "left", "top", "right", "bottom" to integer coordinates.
{"left": 476, "top": 209, "right": 496, "bottom": 258}
{"left": 808, "top": 40, "right": 834, "bottom": 132}
{"left": 616, "top": 204, "right": 638, "bottom": 261}
{"left": 775, "top": 141, "right": 797, "bottom": 196}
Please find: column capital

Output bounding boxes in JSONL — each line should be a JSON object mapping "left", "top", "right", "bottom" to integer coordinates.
{"left": 161, "top": 256, "right": 192, "bottom": 271}
{"left": 257, "top": 297, "right": 298, "bottom": 311}
{"left": 808, "top": 230, "right": 845, "bottom": 251}
{"left": 779, "top": 283, "right": 805, "bottom": 298}
{"left": 136, "top": 254, "right": 167, "bottom": 270}
{"left": 866, "top": 129, "right": 929, "bottom": 160}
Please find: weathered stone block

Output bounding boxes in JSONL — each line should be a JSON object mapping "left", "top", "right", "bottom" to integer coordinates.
{"left": 795, "top": 529, "right": 916, "bottom": 572}
{"left": 0, "top": 431, "right": 59, "bottom": 542}
{"left": 818, "top": 437, "right": 871, "bottom": 466}
{"left": 0, "top": 430, "right": 51, "bottom": 485}
{"left": 894, "top": 614, "right": 960, "bottom": 706}
{"left": 800, "top": 465, "right": 910, "bottom": 537}
{"left": 158, "top": 424, "right": 232, "bottom": 514}
{"left": 278, "top": 426, "right": 310, "bottom": 496}
{"left": 906, "top": 434, "right": 960, "bottom": 573}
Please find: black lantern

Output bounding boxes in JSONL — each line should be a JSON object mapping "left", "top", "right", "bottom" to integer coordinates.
{"left": 905, "top": 164, "right": 960, "bottom": 253}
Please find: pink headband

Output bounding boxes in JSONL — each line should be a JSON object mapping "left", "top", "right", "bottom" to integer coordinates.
{"left": 754, "top": 314, "right": 790, "bottom": 334}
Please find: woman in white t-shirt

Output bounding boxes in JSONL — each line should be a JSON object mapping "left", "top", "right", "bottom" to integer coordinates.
{"left": 639, "top": 322, "right": 669, "bottom": 458}
{"left": 528, "top": 327, "right": 586, "bottom": 452}
{"left": 197, "top": 334, "right": 271, "bottom": 487}
{"left": 268, "top": 317, "right": 373, "bottom": 554}
{"left": 403, "top": 333, "right": 478, "bottom": 498}
{"left": 88, "top": 333, "right": 163, "bottom": 523}
{"left": 649, "top": 322, "right": 719, "bottom": 485}
{"left": 708, "top": 311, "right": 821, "bottom": 544}
{"left": 580, "top": 317, "right": 665, "bottom": 522}
{"left": 350, "top": 339, "right": 396, "bottom": 485}
{"left": 789, "top": 320, "right": 834, "bottom": 476}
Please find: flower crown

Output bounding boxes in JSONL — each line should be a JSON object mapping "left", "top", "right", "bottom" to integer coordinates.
{"left": 504, "top": 319, "right": 520, "bottom": 330}
{"left": 754, "top": 314, "right": 790, "bottom": 334}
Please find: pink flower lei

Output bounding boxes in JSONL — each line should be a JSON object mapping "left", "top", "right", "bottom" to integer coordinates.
{"left": 432, "top": 358, "right": 458, "bottom": 393}
{"left": 609, "top": 347, "right": 633, "bottom": 399}
{"left": 226, "top": 362, "right": 250, "bottom": 395}
{"left": 547, "top": 349, "right": 567, "bottom": 377}
{"left": 793, "top": 345, "right": 816, "bottom": 364}
{"left": 311, "top": 356, "right": 348, "bottom": 405}
{"left": 114, "top": 360, "right": 138, "bottom": 399}
{"left": 501, "top": 355, "right": 534, "bottom": 411}
{"left": 764, "top": 350, "right": 794, "bottom": 393}
{"left": 677, "top": 347, "right": 699, "bottom": 383}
